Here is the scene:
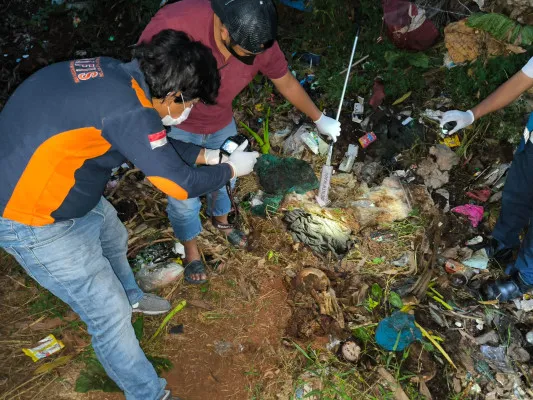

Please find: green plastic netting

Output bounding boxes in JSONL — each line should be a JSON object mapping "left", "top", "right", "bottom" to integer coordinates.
{"left": 251, "top": 154, "right": 319, "bottom": 216}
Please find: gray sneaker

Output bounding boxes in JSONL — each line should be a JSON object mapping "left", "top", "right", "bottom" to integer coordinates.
{"left": 132, "top": 293, "right": 171, "bottom": 315}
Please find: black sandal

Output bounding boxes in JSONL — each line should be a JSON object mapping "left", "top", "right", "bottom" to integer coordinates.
{"left": 211, "top": 217, "right": 248, "bottom": 248}
{"left": 184, "top": 260, "right": 207, "bottom": 285}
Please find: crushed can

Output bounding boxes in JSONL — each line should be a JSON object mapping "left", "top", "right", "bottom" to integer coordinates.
{"left": 358, "top": 132, "right": 377, "bottom": 149}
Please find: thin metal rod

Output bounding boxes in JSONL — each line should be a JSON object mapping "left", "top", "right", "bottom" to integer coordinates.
{"left": 336, "top": 28, "right": 359, "bottom": 122}
{"left": 326, "top": 27, "right": 360, "bottom": 166}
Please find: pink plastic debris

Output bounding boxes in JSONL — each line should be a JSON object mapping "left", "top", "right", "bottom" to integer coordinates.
{"left": 452, "top": 204, "right": 484, "bottom": 228}
{"left": 466, "top": 189, "right": 491, "bottom": 202}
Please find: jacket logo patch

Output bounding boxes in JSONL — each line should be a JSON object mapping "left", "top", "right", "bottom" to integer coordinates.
{"left": 148, "top": 130, "right": 168, "bottom": 150}
{"left": 70, "top": 58, "right": 104, "bottom": 83}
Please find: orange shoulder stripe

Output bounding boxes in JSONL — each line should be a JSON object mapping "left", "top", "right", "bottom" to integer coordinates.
{"left": 3, "top": 128, "right": 111, "bottom": 226}
{"left": 147, "top": 176, "right": 188, "bottom": 200}
{"left": 131, "top": 78, "right": 152, "bottom": 108}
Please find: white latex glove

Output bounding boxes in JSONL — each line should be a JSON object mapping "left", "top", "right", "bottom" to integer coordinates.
{"left": 224, "top": 141, "right": 259, "bottom": 178}
{"left": 314, "top": 114, "right": 341, "bottom": 142}
{"left": 439, "top": 110, "right": 475, "bottom": 135}
{"left": 204, "top": 139, "right": 249, "bottom": 165}
{"left": 204, "top": 149, "right": 227, "bottom": 165}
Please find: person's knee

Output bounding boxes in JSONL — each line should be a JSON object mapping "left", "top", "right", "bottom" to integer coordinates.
{"left": 166, "top": 197, "right": 200, "bottom": 220}
{"left": 89, "top": 293, "right": 132, "bottom": 343}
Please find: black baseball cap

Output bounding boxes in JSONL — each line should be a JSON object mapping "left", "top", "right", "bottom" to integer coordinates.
{"left": 211, "top": 0, "right": 277, "bottom": 54}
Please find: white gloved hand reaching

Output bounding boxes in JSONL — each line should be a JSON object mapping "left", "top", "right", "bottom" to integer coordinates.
{"left": 204, "top": 139, "right": 249, "bottom": 165}
{"left": 439, "top": 110, "right": 475, "bottom": 135}
{"left": 314, "top": 114, "right": 341, "bottom": 142}
{"left": 224, "top": 141, "right": 259, "bottom": 178}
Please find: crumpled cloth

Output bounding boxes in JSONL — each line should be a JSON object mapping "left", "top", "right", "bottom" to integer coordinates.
{"left": 284, "top": 209, "right": 352, "bottom": 257}
{"left": 452, "top": 204, "right": 484, "bottom": 228}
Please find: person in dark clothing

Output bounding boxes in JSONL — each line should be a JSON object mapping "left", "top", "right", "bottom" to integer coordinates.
{"left": 441, "top": 57, "right": 533, "bottom": 302}
{"left": 0, "top": 29, "right": 258, "bottom": 400}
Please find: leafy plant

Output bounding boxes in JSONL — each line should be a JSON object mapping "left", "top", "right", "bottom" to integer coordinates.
{"left": 239, "top": 107, "right": 271, "bottom": 154}
{"left": 467, "top": 13, "right": 533, "bottom": 46}
{"left": 388, "top": 292, "right": 403, "bottom": 309}
{"left": 75, "top": 357, "right": 121, "bottom": 393}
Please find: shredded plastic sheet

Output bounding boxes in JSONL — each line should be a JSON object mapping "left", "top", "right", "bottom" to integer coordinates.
{"left": 452, "top": 204, "right": 484, "bottom": 227}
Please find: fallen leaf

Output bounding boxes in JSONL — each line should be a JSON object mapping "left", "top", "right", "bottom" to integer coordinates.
{"left": 392, "top": 91, "right": 412, "bottom": 106}
{"left": 34, "top": 355, "right": 74, "bottom": 375}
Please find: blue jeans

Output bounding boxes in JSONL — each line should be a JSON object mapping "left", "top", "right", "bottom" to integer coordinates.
{"left": 493, "top": 138, "right": 533, "bottom": 284}
{"left": 167, "top": 120, "right": 237, "bottom": 241}
{"left": 0, "top": 198, "right": 165, "bottom": 400}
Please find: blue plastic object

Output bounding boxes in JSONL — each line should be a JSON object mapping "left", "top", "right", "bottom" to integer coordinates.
{"left": 375, "top": 312, "right": 422, "bottom": 351}
{"left": 279, "top": 0, "right": 312, "bottom": 12}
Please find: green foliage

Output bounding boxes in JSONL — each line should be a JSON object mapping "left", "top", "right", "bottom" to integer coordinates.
{"left": 388, "top": 292, "right": 403, "bottom": 309}
{"left": 132, "top": 315, "right": 144, "bottom": 341}
{"left": 445, "top": 51, "right": 532, "bottom": 142}
{"left": 467, "top": 13, "right": 533, "bottom": 46}
{"left": 29, "top": 290, "right": 70, "bottom": 318}
{"left": 385, "top": 51, "right": 430, "bottom": 69}
{"left": 146, "top": 355, "right": 173, "bottom": 374}
{"left": 371, "top": 283, "right": 383, "bottom": 301}
{"left": 75, "top": 350, "right": 172, "bottom": 393}
{"left": 352, "top": 326, "right": 374, "bottom": 343}
{"left": 238, "top": 107, "right": 271, "bottom": 154}
{"left": 75, "top": 357, "right": 121, "bottom": 393}
{"left": 365, "top": 283, "right": 383, "bottom": 311}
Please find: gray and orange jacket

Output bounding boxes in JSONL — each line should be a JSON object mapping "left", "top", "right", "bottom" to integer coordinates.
{"left": 0, "top": 57, "right": 232, "bottom": 226}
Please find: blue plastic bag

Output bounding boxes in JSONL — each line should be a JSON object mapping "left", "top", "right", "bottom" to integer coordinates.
{"left": 375, "top": 311, "right": 422, "bottom": 351}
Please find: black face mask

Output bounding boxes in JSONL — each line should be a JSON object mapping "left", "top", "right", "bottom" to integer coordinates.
{"left": 225, "top": 41, "right": 257, "bottom": 65}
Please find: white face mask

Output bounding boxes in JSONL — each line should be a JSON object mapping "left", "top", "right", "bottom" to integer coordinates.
{"left": 161, "top": 94, "right": 194, "bottom": 126}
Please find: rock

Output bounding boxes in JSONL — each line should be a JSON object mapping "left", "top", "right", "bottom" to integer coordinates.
{"left": 475, "top": 330, "right": 499, "bottom": 345}
{"left": 444, "top": 19, "right": 526, "bottom": 64}
{"left": 340, "top": 340, "right": 361, "bottom": 362}
{"left": 429, "top": 144, "right": 459, "bottom": 171}
{"left": 361, "top": 162, "right": 384, "bottom": 185}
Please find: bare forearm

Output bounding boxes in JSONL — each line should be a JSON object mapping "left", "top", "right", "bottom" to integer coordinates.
{"left": 272, "top": 73, "right": 322, "bottom": 121}
{"left": 197, "top": 148, "right": 207, "bottom": 165}
{"left": 472, "top": 71, "right": 533, "bottom": 120}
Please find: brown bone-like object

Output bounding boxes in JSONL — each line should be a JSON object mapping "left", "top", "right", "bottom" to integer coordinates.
{"left": 297, "top": 268, "right": 345, "bottom": 329}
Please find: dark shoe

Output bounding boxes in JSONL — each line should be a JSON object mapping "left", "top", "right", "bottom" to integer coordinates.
{"left": 485, "top": 238, "right": 516, "bottom": 265}
{"left": 481, "top": 273, "right": 533, "bottom": 302}
{"left": 211, "top": 217, "right": 248, "bottom": 248}
{"left": 184, "top": 260, "right": 208, "bottom": 285}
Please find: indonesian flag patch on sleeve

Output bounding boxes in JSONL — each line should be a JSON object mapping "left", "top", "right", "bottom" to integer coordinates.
{"left": 148, "top": 130, "right": 168, "bottom": 150}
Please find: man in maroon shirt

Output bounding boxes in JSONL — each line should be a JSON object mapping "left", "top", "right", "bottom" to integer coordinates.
{"left": 140, "top": 0, "right": 341, "bottom": 283}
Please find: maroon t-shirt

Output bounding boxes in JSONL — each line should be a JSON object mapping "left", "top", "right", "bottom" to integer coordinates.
{"left": 139, "top": 0, "right": 289, "bottom": 134}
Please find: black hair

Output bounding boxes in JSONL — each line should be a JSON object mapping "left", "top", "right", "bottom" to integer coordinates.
{"left": 133, "top": 29, "right": 220, "bottom": 105}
